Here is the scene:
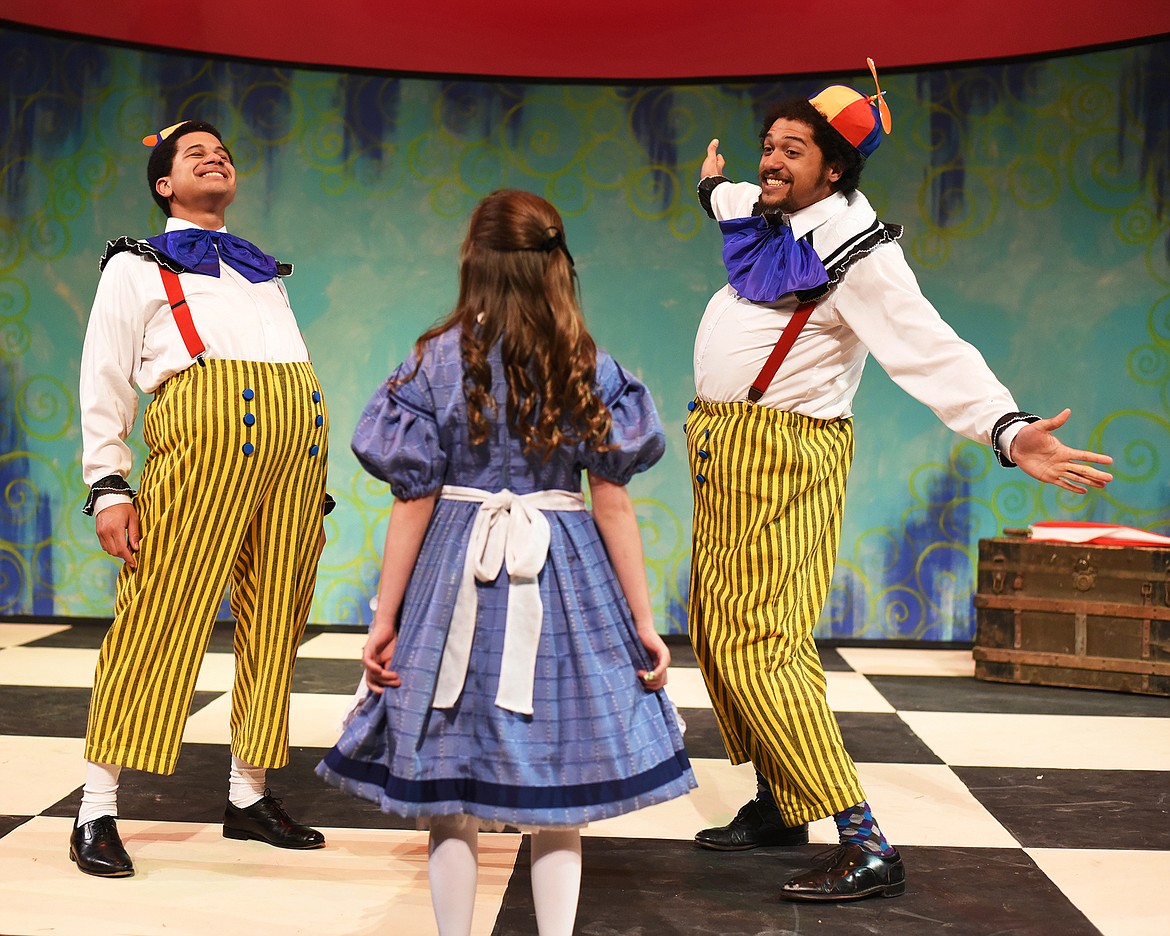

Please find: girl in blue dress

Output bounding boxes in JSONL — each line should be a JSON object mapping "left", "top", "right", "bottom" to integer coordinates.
{"left": 318, "top": 189, "right": 695, "bottom": 936}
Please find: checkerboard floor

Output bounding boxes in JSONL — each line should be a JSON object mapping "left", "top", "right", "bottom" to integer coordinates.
{"left": 1, "top": 621, "right": 1166, "bottom": 936}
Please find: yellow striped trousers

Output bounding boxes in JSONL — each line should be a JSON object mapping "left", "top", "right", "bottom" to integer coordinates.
{"left": 86, "top": 359, "right": 329, "bottom": 775}
{"left": 686, "top": 399, "right": 864, "bottom": 824}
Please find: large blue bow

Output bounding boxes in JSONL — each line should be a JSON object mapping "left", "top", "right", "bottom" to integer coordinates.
{"left": 146, "top": 229, "right": 278, "bottom": 283}
{"left": 720, "top": 215, "right": 828, "bottom": 303}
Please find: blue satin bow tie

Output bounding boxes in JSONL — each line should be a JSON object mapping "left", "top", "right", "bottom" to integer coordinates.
{"left": 720, "top": 215, "right": 828, "bottom": 303}
{"left": 146, "top": 229, "right": 278, "bottom": 283}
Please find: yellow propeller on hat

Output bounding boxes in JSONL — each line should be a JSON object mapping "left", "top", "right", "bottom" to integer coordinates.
{"left": 141, "top": 122, "right": 188, "bottom": 148}
{"left": 867, "top": 58, "right": 893, "bottom": 134}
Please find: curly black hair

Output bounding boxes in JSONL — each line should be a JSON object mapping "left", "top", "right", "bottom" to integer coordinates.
{"left": 759, "top": 98, "right": 865, "bottom": 194}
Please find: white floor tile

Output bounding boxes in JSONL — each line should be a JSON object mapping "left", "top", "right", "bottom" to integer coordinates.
{"left": 0, "top": 646, "right": 236, "bottom": 691}
{"left": 0, "top": 646, "right": 98, "bottom": 687}
{"left": 662, "top": 666, "right": 711, "bottom": 709}
{"left": 583, "top": 759, "right": 1016, "bottom": 849}
{"left": 666, "top": 668, "right": 893, "bottom": 713}
{"left": 287, "top": 693, "right": 364, "bottom": 747}
{"left": 180, "top": 693, "right": 238, "bottom": 745}
{"left": 826, "top": 671, "right": 895, "bottom": 713}
{"left": 1027, "top": 847, "right": 1170, "bottom": 936}
{"left": 0, "top": 622, "right": 71, "bottom": 648}
{"left": 584, "top": 757, "right": 756, "bottom": 841}
{"left": 900, "top": 712, "right": 1170, "bottom": 770}
{"left": 298, "top": 632, "right": 367, "bottom": 660}
{"left": 836, "top": 647, "right": 975, "bottom": 677}
{"left": 0, "top": 816, "right": 518, "bottom": 936}
{"left": 182, "top": 692, "right": 356, "bottom": 748}
{"left": 191, "top": 652, "right": 236, "bottom": 692}
{"left": 0, "top": 736, "right": 85, "bottom": 814}
{"left": 852, "top": 762, "right": 1019, "bottom": 848}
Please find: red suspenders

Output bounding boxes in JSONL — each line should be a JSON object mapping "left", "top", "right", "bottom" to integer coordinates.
{"left": 157, "top": 266, "right": 206, "bottom": 365}
{"left": 746, "top": 299, "right": 816, "bottom": 403}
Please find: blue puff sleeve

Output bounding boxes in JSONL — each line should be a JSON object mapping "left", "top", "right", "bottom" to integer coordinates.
{"left": 578, "top": 352, "right": 666, "bottom": 484}
{"left": 350, "top": 355, "right": 447, "bottom": 500}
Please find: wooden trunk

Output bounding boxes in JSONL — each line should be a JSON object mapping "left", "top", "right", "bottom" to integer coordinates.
{"left": 973, "top": 536, "right": 1170, "bottom": 696}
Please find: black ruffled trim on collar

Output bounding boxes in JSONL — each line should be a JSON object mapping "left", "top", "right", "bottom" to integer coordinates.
{"left": 99, "top": 236, "right": 293, "bottom": 277}
{"left": 99, "top": 236, "right": 184, "bottom": 273}
{"left": 794, "top": 220, "right": 903, "bottom": 303}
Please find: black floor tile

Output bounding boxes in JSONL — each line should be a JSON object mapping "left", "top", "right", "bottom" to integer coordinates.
{"left": 43, "top": 743, "right": 415, "bottom": 831}
{"left": 293, "top": 657, "right": 363, "bottom": 693}
{"left": 300, "top": 624, "right": 366, "bottom": 641}
{"left": 493, "top": 840, "right": 1102, "bottom": 936}
{"left": 664, "top": 637, "right": 698, "bottom": 668}
{"left": 677, "top": 708, "right": 942, "bottom": 766}
{"left": 161, "top": 690, "right": 230, "bottom": 722}
{"left": 953, "top": 766, "right": 1169, "bottom": 850}
{"left": 817, "top": 646, "right": 854, "bottom": 671}
{"left": 285, "top": 745, "right": 417, "bottom": 830}
{"left": 867, "top": 675, "right": 1170, "bottom": 716}
{"left": 203, "top": 625, "right": 239, "bottom": 654}
{"left": 660, "top": 640, "right": 845, "bottom": 671}
{"left": 0, "top": 686, "right": 93, "bottom": 737}
{"left": 45, "top": 742, "right": 235, "bottom": 822}
{"left": 264, "top": 746, "right": 415, "bottom": 831}
{"left": 297, "top": 776, "right": 419, "bottom": 831}
{"left": 837, "top": 711, "right": 945, "bottom": 764}
{"left": 0, "top": 687, "right": 221, "bottom": 738}
{"left": 22, "top": 620, "right": 239, "bottom": 654}
{"left": 23, "top": 623, "right": 110, "bottom": 649}
{"left": 674, "top": 708, "right": 729, "bottom": 760}
{"left": 677, "top": 709, "right": 943, "bottom": 765}
{"left": 0, "top": 815, "right": 31, "bottom": 841}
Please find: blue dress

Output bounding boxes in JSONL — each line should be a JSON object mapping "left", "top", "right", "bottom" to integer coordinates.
{"left": 316, "top": 327, "right": 696, "bottom": 827}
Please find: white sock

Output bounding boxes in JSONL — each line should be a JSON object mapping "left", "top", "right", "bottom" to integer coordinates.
{"left": 228, "top": 754, "right": 266, "bottom": 808}
{"left": 427, "top": 814, "right": 478, "bottom": 936}
{"left": 77, "top": 761, "right": 121, "bottom": 826}
{"left": 530, "top": 828, "right": 582, "bottom": 936}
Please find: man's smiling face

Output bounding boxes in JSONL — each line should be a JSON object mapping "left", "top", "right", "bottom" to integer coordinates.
{"left": 155, "top": 130, "right": 237, "bottom": 219}
{"left": 758, "top": 118, "right": 841, "bottom": 214}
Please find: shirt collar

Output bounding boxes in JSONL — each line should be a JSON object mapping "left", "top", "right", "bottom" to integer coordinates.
{"left": 164, "top": 217, "right": 228, "bottom": 234}
{"left": 784, "top": 191, "right": 848, "bottom": 242}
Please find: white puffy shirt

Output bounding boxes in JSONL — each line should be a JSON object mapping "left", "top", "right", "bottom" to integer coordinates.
{"left": 79, "top": 218, "right": 310, "bottom": 489}
{"left": 695, "top": 183, "right": 1022, "bottom": 448}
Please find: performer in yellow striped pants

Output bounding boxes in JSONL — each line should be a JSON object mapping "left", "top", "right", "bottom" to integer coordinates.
{"left": 686, "top": 401, "right": 865, "bottom": 823}
{"left": 687, "top": 71, "right": 1112, "bottom": 904}
{"left": 86, "top": 359, "right": 328, "bottom": 776}
{"left": 74, "top": 119, "right": 335, "bottom": 878}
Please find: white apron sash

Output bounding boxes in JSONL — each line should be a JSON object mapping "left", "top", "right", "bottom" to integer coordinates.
{"left": 432, "top": 485, "right": 586, "bottom": 715}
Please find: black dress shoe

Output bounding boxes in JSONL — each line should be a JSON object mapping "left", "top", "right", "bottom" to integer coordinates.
{"left": 69, "top": 816, "right": 135, "bottom": 878}
{"left": 694, "top": 797, "right": 809, "bottom": 851}
{"left": 223, "top": 790, "right": 325, "bottom": 849}
{"left": 780, "top": 843, "right": 905, "bottom": 901}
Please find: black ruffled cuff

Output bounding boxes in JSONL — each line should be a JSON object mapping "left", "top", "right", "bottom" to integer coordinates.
{"left": 991, "top": 412, "right": 1041, "bottom": 468}
{"left": 323, "top": 493, "right": 336, "bottom": 516}
{"left": 82, "top": 474, "right": 135, "bottom": 516}
{"left": 697, "top": 175, "right": 730, "bottom": 219}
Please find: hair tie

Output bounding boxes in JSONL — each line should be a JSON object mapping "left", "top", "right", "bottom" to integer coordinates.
{"left": 540, "top": 227, "right": 574, "bottom": 267}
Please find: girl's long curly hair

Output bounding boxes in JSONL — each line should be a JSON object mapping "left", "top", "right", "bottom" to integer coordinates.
{"left": 403, "top": 189, "right": 613, "bottom": 459}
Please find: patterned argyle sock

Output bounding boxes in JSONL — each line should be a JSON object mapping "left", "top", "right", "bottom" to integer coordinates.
{"left": 833, "top": 801, "right": 896, "bottom": 856}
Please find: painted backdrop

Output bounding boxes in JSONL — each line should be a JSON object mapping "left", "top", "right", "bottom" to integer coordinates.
{"left": 1, "top": 27, "right": 1167, "bottom": 638}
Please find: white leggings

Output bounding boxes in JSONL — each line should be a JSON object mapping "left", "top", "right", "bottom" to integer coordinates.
{"left": 428, "top": 814, "right": 582, "bottom": 936}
